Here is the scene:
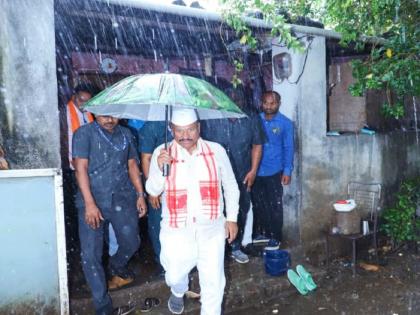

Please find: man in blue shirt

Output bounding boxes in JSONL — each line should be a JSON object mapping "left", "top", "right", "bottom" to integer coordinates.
{"left": 253, "top": 91, "right": 294, "bottom": 250}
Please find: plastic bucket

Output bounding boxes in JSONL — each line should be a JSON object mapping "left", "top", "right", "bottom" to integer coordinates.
{"left": 263, "top": 249, "right": 290, "bottom": 276}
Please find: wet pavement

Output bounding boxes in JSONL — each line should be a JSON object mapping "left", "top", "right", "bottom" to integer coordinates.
{"left": 69, "top": 242, "right": 420, "bottom": 314}
{"left": 69, "top": 243, "right": 321, "bottom": 314}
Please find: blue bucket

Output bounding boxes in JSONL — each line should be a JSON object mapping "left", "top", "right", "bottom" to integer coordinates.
{"left": 263, "top": 249, "right": 291, "bottom": 276}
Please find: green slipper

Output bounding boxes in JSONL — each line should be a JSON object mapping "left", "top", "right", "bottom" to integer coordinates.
{"left": 287, "top": 269, "right": 309, "bottom": 295}
{"left": 296, "top": 265, "right": 317, "bottom": 291}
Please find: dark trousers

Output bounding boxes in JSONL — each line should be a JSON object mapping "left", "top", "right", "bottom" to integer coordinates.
{"left": 78, "top": 199, "right": 140, "bottom": 315}
{"left": 231, "top": 182, "right": 251, "bottom": 251}
{"left": 147, "top": 202, "right": 162, "bottom": 266}
{"left": 63, "top": 170, "right": 79, "bottom": 246}
{"left": 252, "top": 172, "right": 284, "bottom": 241}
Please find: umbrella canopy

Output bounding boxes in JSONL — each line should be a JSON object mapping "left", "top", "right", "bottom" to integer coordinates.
{"left": 82, "top": 73, "right": 246, "bottom": 120}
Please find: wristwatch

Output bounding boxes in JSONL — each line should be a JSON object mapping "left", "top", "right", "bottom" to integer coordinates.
{"left": 136, "top": 191, "right": 147, "bottom": 198}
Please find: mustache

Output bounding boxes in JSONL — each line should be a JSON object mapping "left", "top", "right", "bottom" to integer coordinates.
{"left": 179, "top": 138, "right": 193, "bottom": 142}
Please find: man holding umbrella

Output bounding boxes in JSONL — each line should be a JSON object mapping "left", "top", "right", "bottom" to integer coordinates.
{"left": 73, "top": 115, "right": 147, "bottom": 315}
{"left": 146, "top": 108, "right": 240, "bottom": 315}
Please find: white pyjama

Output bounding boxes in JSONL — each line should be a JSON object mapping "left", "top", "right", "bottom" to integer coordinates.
{"left": 160, "top": 218, "right": 226, "bottom": 315}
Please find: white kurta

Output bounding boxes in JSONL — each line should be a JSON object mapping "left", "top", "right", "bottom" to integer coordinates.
{"left": 146, "top": 139, "right": 239, "bottom": 315}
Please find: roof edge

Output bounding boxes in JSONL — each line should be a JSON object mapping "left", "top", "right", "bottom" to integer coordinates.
{"left": 100, "top": 0, "right": 385, "bottom": 44}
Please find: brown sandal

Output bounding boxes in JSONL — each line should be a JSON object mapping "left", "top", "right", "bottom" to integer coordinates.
{"left": 108, "top": 275, "right": 134, "bottom": 290}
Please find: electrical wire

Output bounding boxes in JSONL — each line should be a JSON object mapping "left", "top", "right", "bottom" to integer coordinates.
{"left": 286, "top": 36, "right": 314, "bottom": 85}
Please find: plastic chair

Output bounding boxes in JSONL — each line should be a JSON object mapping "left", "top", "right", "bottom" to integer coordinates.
{"left": 325, "top": 182, "right": 382, "bottom": 276}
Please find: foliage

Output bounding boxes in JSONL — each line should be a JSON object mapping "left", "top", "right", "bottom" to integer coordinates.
{"left": 220, "top": 0, "right": 305, "bottom": 88}
{"left": 328, "top": 0, "right": 420, "bottom": 119}
{"left": 220, "top": 0, "right": 304, "bottom": 51}
{"left": 382, "top": 177, "right": 420, "bottom": 245}
{"left": 220, "top": 0, "right": 420, "bottom": 119}
{"left": 232, "top": 59, "right": 244, "bottom": 88}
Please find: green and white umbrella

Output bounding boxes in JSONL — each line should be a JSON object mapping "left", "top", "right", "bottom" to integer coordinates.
{"left": 83, "top": 73, "right": 246, "bottom": 121}
{"left": 83, "top": 73, "right": 246, "bottom": 176}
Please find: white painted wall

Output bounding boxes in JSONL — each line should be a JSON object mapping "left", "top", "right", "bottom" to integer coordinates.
{"left": 270, "top": 33, "right": 324, "bottom": 242}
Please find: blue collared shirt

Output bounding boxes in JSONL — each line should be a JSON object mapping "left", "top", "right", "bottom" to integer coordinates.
{"left": 257, "top": 112, "right": 294, "bottom": 177}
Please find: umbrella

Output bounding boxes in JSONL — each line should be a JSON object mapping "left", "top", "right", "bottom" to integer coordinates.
{"left": 82, "top": 73, "right": 246, "bottom": 121}
{"left": 82, "top": 73, "right": 247, "bottom": 175}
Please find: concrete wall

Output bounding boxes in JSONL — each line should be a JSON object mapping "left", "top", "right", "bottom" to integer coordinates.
{"left": 272, "top": 35, "right": 420, "bottom": 256}
{"left": 0, "top": 0, "right": 60, "bottom": 169}
{"left": 300, "top": 132, "right": 420, "bottom": 257}
{"left": 271, "top": 34, "right": 325, "bottom": 245}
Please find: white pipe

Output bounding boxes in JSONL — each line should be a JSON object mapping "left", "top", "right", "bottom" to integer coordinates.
{"left": 100, "top": 0, "right": 385, "bottom": 44}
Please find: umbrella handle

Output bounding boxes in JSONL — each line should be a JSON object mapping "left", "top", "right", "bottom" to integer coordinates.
{"left": 162, "top": 163, "right": 170, "bottom": 177}
{"left": 162, "top": 104, "right": 171, "bottom": 177}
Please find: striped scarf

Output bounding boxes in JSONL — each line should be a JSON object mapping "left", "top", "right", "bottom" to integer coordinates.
{"left": 165, "top": 139, "right": 219, "bottom": 228}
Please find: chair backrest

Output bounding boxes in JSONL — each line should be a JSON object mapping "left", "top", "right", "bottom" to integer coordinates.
{"left": 348, "top": 182, "right": 382, "bottom": 220}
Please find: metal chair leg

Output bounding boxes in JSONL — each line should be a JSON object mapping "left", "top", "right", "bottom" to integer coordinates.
{"left": 326, "top": 234, "right": 330, "bottom": 269}
{"left": 373, "top": 232, "right": 379, "bottom": 264}
{"left": 352, "top": 239, "right": 356, "bottom": 277}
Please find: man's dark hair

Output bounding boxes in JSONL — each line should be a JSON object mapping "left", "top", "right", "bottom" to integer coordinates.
{"left": 263, "top": 90, "right": 281, "bottom": 103}
{"left": 74, "top": 83, "right": 96, "bottom": 96}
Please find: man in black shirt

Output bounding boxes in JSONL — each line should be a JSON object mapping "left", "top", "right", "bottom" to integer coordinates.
{"left": 200, "top": 88, "right": 266, "bottom": 263}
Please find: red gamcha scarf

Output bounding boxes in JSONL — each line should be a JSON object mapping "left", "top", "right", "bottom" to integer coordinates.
{"left": 166, "top": 139, "right": 220, "bottom": 228}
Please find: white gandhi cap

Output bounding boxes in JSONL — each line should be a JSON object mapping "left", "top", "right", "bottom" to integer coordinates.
{"left": 171, "top": 108, "right": 198, "bottom": 127}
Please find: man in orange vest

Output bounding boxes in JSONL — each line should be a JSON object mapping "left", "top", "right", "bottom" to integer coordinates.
{"left": 66, "top": 84, "right": 95, "bottom": 169}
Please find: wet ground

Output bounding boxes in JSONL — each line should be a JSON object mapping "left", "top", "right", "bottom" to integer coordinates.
{"left": 230, "top": 246, "right": 420, "bottom": 315}
{"left": 69, "top": 240, "right": 420, "bottom": 315}
{"left": 67, "top": 208, "right": 420, "bottom": 315}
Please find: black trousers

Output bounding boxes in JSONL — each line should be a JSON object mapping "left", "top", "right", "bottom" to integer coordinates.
{"left": 231, "top": 181, "right": 251, "bottom": 250}
{"left": 252, "top": 172, "right": 284, "bottom": 241}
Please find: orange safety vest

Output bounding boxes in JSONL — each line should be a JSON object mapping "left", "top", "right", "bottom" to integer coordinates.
{"left": 67, "top": 99, "right": 94, "bottom": 132}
